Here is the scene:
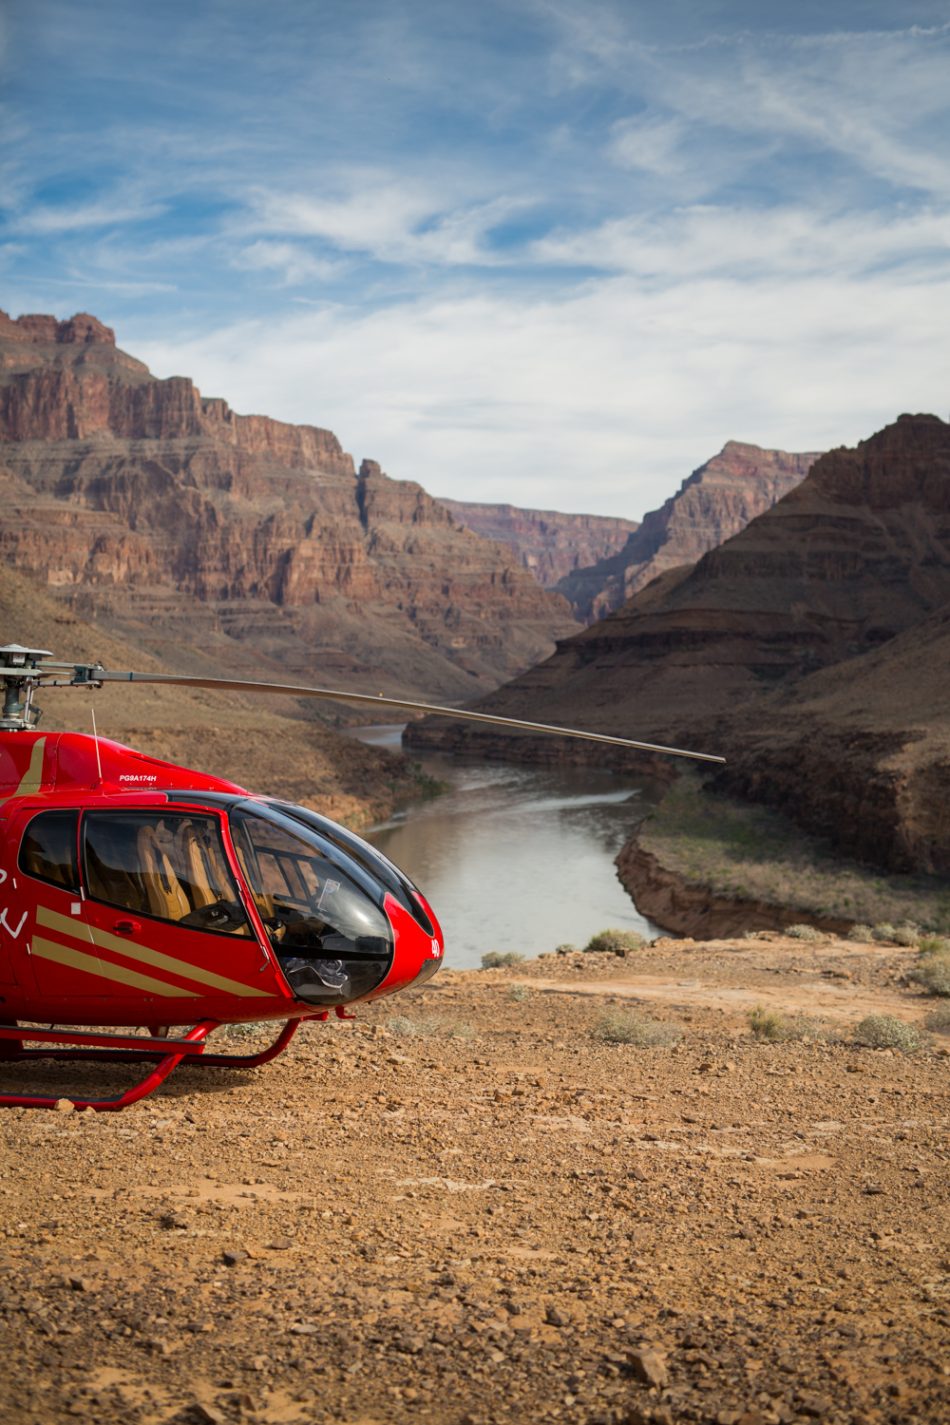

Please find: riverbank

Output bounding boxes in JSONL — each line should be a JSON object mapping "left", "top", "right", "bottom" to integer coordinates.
{"left": 618, "top": 772, "right": 950, "bottom": 939}
{"left": 0, "top": 936, "right": 947, "bottom": 1425}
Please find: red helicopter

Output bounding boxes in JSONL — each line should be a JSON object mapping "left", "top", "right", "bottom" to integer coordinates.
{"left": 0, "top": 643, "right": 723, "bottom": 1111}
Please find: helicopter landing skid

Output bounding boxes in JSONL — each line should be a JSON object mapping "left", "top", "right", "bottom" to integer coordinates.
{"left": 0, "top": 1017, "right": 302, "bottom": 1111}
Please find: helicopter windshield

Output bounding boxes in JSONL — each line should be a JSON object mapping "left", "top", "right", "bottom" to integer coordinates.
{"left": 229, "top": 805, "right": 392, "bottom": 1005}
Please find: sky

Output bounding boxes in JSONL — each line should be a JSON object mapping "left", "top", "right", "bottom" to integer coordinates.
{"left": 2, "top": 0, "right": 950, "bottom": 517}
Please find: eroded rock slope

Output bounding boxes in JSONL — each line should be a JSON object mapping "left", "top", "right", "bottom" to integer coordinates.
{"left": 0, "top": 310, "right": 577, "bottom": 701}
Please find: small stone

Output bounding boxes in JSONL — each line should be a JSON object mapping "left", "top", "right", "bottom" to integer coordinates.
{"left": 221, "top": 1249, "right": 249, "bottom": 1267}
{"left": 54, "top": 1099, "right": 75, "bottom": 1113}
{"left": 545, "top": 1304, "right": 570, "bottom": 1327}
{"left": 265, "top": 1237, "right": 293, "bottom": 1251}
{"left": 628, "top": 1345, "right": 669, "bottom": 1388}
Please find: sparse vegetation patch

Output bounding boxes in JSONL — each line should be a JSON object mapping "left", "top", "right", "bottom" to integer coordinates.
{"left": 592, "top": 1010, "right": 680, "bottom": 1047}
{"left": 638, "top": 770, "right": 950, "bottom": 931}
{"left": 481, "top": 951, "right": 525, "bottom": 969}
{"left": 748, "top": 1006, "right": 832, "bottom": 1042}
{"left": 910, "top": 953, "right": 950, "bottom": 997}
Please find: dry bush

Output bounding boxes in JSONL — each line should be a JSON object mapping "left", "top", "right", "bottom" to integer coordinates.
{"left": 911, "top": 955, "right": 950, "bottom": 997}
{"left": 748, "top": 1007, "right": 832, "bottom": 1042}
{"left": 852, "top": 1015, "right": 923, "bottom": 1054}
{"left": 592, "top": 1010, "right": 680, "bottom": 1047}
{"left": 584, "top": 928, "right": 646, "bottom": 956}
{"left": 847, "top": 924, "right": 874, "bottom": 942}
{"left": 924, "top": 1004, "right": 950, "bottom": 1032}
{"left": 786, "top": 924, "right": 823, "bottom": 942}
{"left": 481, "top": 951, "right": 525, "bottom": 969}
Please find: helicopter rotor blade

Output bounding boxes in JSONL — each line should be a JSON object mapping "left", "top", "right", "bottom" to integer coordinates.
{"left": 94, "top": 670, "right": 726, "bottom": 764}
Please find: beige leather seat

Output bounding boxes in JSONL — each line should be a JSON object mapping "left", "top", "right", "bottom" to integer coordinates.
{"left": 137, "top": 825, "right": 191, "bottom": 921}
{"left": 175, "top": 819, "right": 218, "bottom": 909}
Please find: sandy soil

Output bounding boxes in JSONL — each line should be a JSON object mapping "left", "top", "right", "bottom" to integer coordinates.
{"left": 0, "top": 934, "right": 948, "bottom": 1425}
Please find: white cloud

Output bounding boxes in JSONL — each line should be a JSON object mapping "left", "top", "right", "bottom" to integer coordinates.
{"left": 607, "top": 114, "right": 692, "bottom": 176}
{"left": 132, "top": 253, "right": 950, "bottom": 519}
{"left": 243, "top": 174, "right": 527, "bottom": 267}
{"left": 232, "top": 240, "right": 342, "bottom": 285}
{"left": 12, "top": 196, "right": 166, "bottom": 236}
{"left": 533, "top": 203, "right": 950, "bottom": 281}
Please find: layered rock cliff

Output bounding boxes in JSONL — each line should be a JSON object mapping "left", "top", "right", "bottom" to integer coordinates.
{"left": 0, "top": 311, "right": 578, "bottom": 700}
{"left": 408, "top": 415, "right": 950, "bottom": 875}
{"left": 557, "top": 441, "right": 820, "bottom": 621}
{"left": 437, "top": 498, "right": 637, "bottom": 589}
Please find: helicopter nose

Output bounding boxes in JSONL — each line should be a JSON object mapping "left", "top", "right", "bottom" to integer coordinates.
{"left": 366, "top": 892, "right": 444, "bottom": 1000}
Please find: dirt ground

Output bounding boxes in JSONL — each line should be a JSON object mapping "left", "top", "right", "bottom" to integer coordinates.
{"left": 0, "top": 934, "right": 948, "bottom": 1425}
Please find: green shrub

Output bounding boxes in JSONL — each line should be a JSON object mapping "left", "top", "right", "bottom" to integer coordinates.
{"left": 847, "top": 924, "right": 874, "bottom": 942}
{"left": 892, "top": 922, "right": 922, "bottom": 947}
{"left": 584, "top": 928, "right": 646, "bottom": 956}
{"left": 852, "top": 1015, "right": 923, "bottom": 1053}
{"left": 481, "top": 951, "right": 525, "bottom": 969}
{"left": 918, "top": 935, "right": 950, "bottom": 956}
{"left": 592, "top": 1010, "right": 680, "bottom": 1047}
{"left": 910, "top": 955, "right": 950, "bottom": 997}
{"left": 872, "top": 923, "right": 898, "bottom": 943}
{"left": 555, "top": 943, "right": 577, "bottom": 955}
{"left": 509, "top": 984, "right": 531, "bottom": 1002}
{"left": 786, "top": 924, "right": 823, "bottom": 942}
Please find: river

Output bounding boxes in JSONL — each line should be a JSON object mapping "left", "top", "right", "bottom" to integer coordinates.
{"left": 351, "top": 726, "right": 664, "bottom": 969}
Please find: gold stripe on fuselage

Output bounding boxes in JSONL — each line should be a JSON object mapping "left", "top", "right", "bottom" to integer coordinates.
{"left": 4, "top": 737, "right": 46, "bottom": 801}
{"left": 35, "top": 905, "right": 270, "bottom": 998}
{"left": 31, "top": 935, "right": 194, "bottom": 997}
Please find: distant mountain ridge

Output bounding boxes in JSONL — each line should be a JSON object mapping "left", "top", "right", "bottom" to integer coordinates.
{"left": 0, "top": 310, "right": 578, "bottom": 701}
{"left": 437, "top": 498, "right": 638, "bottom": 588}
{"left": 556, "top": 441, "right": 822, "bottom": 621}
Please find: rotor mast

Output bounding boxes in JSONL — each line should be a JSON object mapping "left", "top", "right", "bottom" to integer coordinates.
{"left": 0, "top": 645, "right": 102, "bottom": 731}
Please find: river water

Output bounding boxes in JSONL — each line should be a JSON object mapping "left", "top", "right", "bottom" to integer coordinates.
{"left": 351, "top": 726, "right": 663, "bottom": 970}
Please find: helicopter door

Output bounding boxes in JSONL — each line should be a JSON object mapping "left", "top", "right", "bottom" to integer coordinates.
{"left": 75, "top": 809, "right": 278, "bottom": 1012}
{"left": 15, "top": 808, "right": 102, "bottom": 997}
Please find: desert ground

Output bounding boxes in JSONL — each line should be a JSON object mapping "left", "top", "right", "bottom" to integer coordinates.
{"left": 0, "top": 934, "right": 947, "bottom": 1425}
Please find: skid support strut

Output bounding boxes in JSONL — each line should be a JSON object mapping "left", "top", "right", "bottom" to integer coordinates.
{"left": 0, "top": 1018, "right": 301, "bottom": 1111}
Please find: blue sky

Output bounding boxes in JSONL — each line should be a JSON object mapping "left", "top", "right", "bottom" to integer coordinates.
{"left": 3, "top": 1, "right": 950, "bottom": 516}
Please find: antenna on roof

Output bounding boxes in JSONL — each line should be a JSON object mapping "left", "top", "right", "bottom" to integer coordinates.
{"left": 90, "top": 706, "right": 103, "bottom": 785}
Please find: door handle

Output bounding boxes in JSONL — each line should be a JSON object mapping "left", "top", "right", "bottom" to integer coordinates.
{"left": 112, "top": 918, "right": 141, "bottom": 936}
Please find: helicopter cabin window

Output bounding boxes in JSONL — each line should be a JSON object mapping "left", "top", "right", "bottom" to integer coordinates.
{"left": 81, "top": 812, "right": 252, "bottom": 935}
{"left": 19, "top": 810, "right": 80, "bottom": 893}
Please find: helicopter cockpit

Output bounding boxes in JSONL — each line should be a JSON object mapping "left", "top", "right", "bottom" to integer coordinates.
{"left": 227, "top": 802, "right": 396, "bottom": 1005}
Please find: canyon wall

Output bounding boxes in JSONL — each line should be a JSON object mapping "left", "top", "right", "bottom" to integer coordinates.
{"left": 0, "top": 311, "right": 578, "bottom": 701}
{"left": 557, "top": 441, "right": 820, "bottom": 621}
{"left": 438, "top": 498, "right": 637, "bottom": 588}
{"left": 408, "top": 415, "right": 950, "bottom": 875}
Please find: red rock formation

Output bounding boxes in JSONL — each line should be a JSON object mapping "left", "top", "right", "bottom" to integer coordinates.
{"left": 437, "top": 498, "right": 638, "bottom": 588}
{"left": 557, "top": 441, "right": 820, "bottom": 621}
{"left": 408, "top": 415, "right": 950, "bottom": 875}
{"left": 0, "top": 311, "right": 578, "bottom": 700}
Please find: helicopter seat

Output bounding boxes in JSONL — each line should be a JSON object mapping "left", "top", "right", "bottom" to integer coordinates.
{"left": 175, "top": 820, "right": 218, "bottom": 909}
{"left": 137, "top": 825, "right": 191, "bottom": 922}
{"left": 85, "top": 825, "right": 149, "bottom": 913}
